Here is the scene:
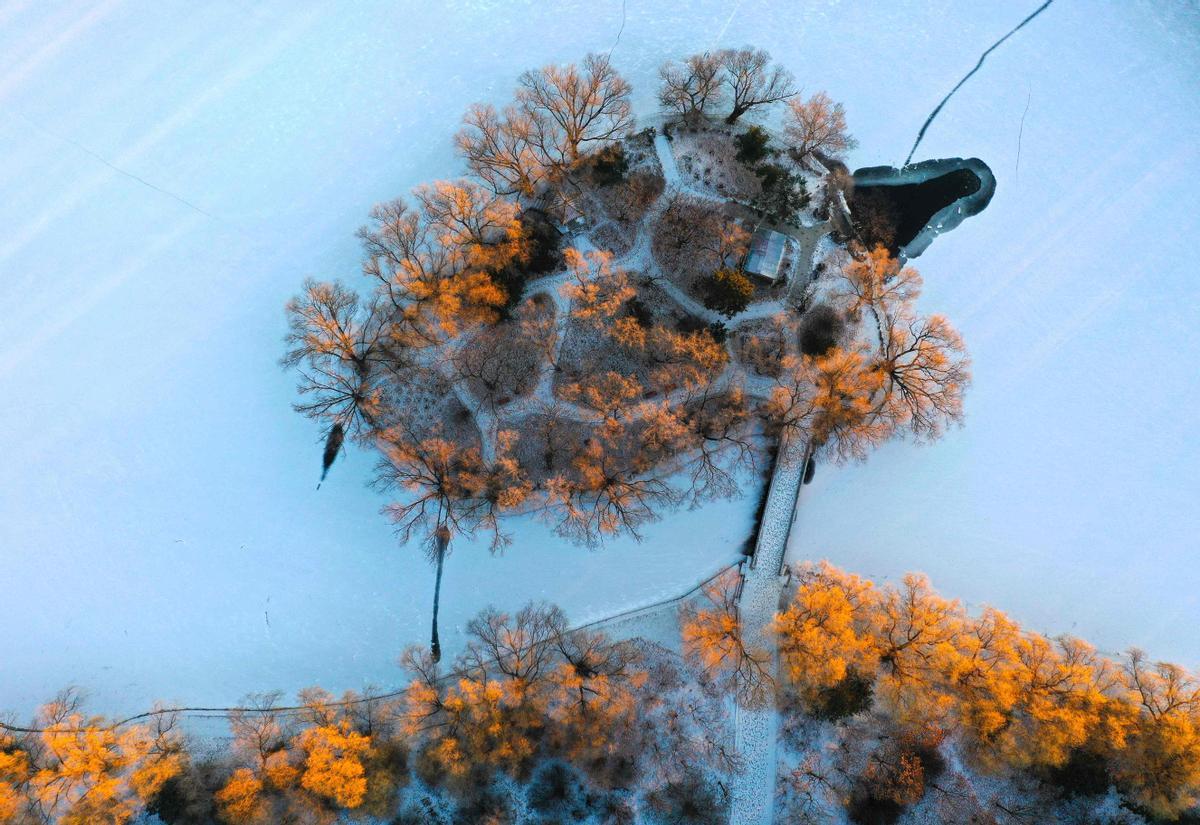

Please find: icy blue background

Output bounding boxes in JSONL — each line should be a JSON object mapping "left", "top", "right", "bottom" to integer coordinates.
{"left": 1, "top": 0, "right": 1196, "bottom": 716}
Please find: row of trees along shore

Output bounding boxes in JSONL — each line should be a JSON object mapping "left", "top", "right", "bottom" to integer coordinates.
{"left": 1, "top": 601, "right": 740, "bottom": 825}
{"left": 683, "top": 563, "right": 1200, "bottom": 823}
{"left": 3, "top": 565, "right": 1198, "bottom": 823}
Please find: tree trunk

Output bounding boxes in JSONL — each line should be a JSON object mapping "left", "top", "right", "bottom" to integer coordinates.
{"left": 430, "top": 529, "right": 449, "bottom": 663}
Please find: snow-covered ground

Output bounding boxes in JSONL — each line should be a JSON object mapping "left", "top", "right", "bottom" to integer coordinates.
{"left": 2, "top": 0, "right": 1197, "bottom": 719}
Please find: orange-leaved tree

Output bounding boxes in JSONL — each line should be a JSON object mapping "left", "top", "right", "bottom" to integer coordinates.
{"left": 833, "top": 245, "right": 971, "bottom": 444}
{"left": 0, "top": 731, "right": 31, "bottom": 823}
{"left": 773, "top": 562, "right": 1200, "bottom": 820}
{"left": 1115, "top": 651, "right": 1200, "bottom": 818}
{"left": 681, "top": 569, "right": 774, "bottom": 708}
{"left": 20, "top": 692, "right": 184, "bottom": 825}
{"left": 775, "top": 561, "right": 879, "bottom": 700}
{"left": 784, "top": 91, "right": 857, "bottom": 161}
{"left": 357, "top": 180, "right": 529, "bottom": 344}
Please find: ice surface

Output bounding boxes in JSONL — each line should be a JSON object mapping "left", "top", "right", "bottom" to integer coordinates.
{"left": 1, "top": 0, "right": 1197, "bottom": 718}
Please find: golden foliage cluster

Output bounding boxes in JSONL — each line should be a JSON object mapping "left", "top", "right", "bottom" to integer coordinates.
{"left": 397, "top": 603, "right": 647, "bottom": 789}
{"left": 0, "top": 695, "right": 184, "bottom": 825}
{"left": 776, "top": 561, "right": 1200, "bottom": 819}
{"left": 765, "top": 245, "right": 970, "bottom": 458}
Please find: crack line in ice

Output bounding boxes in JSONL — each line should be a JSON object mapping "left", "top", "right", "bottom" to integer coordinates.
{"left": 7, "top": 106, "right": 215, "bottom": 219}
{"left": 606, "top": 0, "right": 627, "bottom": 57}
{"left": 904, "top": 0, "right": 1055, "bottom": 166}
{"left": 711, "top": 0, "right": 745, "bottom": 50}
{"left": 1016, "top": 83, "right": 1031, "bottom": 182}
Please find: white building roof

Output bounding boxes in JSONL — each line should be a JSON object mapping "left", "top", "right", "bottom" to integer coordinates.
{"left": 745, "top": 228, "right": 788, "bottom": 281}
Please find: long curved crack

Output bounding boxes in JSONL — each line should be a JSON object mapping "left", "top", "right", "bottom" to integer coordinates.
{"left": 905, "top": 0, "right": 1055, "bottom": 166}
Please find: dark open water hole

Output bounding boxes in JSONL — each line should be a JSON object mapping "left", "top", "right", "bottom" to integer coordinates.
{"left": 850, "top": 157, "right": 996, "bottom": 259}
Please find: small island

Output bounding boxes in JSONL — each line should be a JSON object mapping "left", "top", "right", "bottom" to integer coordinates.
{"left": 283, "top": 50, "right": 970, "bottom": 641}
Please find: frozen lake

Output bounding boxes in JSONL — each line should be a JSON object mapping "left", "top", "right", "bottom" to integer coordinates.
{"left": 2, "top": 0, "right": 1197, "bottom": 718}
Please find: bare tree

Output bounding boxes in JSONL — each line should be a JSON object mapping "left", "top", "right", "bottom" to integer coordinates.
{"left": 282, "top": 278, "right": 397, "bottom": 451}
{"left": 516, "top": 53, "right": 633, "bottom": 165}
{"left": 460, "top": 603, "right": 565, "bottom": 693}
{"left": 784, "top": 91, "right": 857, "bottom": 161}
{"left": 658, "top": 52, "right": 724, "bottom": 120}
{"left": 456, "top": 103, "right": 548, "bottom": 197}
{"left": 553, "top": 623, "right": 642, "bottom": 693}
{"left": 636, "top": 651, "right": 744, "bottom": 783}
{"left": 681, "top": 386, "right": 756, "bottom": 503}
{"left": 374, "top": 421, "right": 531, "bottom": 660}
{"left": 228, "top": 692, "right": 291, "bottom": 771}
{"left": 717, "top": 47, "right": 797, "bottom": 124}
{"left": 778, "top": 755, "right": 840, "bottom": 825}
{"left": 874, "top": 314, "right": 970, "bottom": 442}
{"left": 545, "top": 434, "right": 679, "bottom": 546}
{"left": 833, "top": 247, "right": 971, "bottom": 443}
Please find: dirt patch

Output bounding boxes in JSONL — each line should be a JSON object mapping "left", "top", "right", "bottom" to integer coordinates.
{"left": 385, "top": 366, "right": 480, "bottom": 449}
{"left": 455, "top": 293, "right": 556, "bottom": 408}
{"left": 511, "top": 413, "right": 592, "bottom": 487}
{"left": 732, "top": 316, "right": 789, "bottom": 378}
{"left": 672, "top": 126, "right": 764, "bottom": 201}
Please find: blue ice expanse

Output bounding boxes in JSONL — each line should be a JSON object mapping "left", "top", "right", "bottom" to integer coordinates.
{"left": 0, "top": 1, "right": 1196, "bottom": 717}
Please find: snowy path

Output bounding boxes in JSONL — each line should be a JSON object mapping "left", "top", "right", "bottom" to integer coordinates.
{"left": 438, "top": 128, "right": 821, "bottom": 466}
{"left": 654, "top": 133, "right": 683, "bottom": 185}
{"left": 729, "top": 433, "right": 808, "bottom": 825}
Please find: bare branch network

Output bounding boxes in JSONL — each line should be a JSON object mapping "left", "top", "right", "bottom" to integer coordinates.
{"left": 284, "top": 49, "right": 967, "bottom": 556}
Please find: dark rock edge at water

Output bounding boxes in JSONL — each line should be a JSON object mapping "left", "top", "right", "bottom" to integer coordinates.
{"left": 852, "top": 157, "right": 996, "bottom": 259}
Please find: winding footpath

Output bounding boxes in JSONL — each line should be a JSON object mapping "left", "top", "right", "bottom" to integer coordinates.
{"left": 441, "top": 130, "right": 825, "bottom": 468}
{"left": 728, "top": 433, "right": 808, "bottom": 825}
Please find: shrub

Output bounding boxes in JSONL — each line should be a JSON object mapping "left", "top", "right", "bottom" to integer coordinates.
{"left": 1044, "top": 749, "right": 1111, "bottom": 799}
{"left": 592, "top": 794, "right": 636, "bottom": 825}
{"left": 849, "top": 740, "right": 929, "bottom": 825}
{"left": 846, "top": 792, "right": 904, "bottom": 825}
{"left": 675, "top": 313, "right": 709, "bottom": 335}
{"left": 146, "top": 766, "right": 218, "bottom": 825}
{"left": 522, "top": 211, "right": 565, "bottom": 277}
{"left": 592, "top": 144, "right": 629, "bottom": 186}
{"left": 734, "top": 125, "right": 770, "bottom": 165}
{"left": 754, "top": 163, "right": 810, "bottom": 222}
{"left": 528, "top": 762, "right": 587, "bottom": 819}
{"left": 798, "top": 303, "right": 843, "bottom": 356}
{"left": 392, "top": 792, "right": 451, "bottom": 825}
{"left": 645, "top": 770, "right": 726, "bottom": 825}
{"left": 626, "top": 297, "right": 653, "bottom": 328}
{"left": 492, "top": 211, "right": 563, "bottom": 319}
{"left": 809, "top": 670, "right": 874, "bottom": 721}
{"left": 579, "top": 751, "right": 638, "bottom": 793}
{"left": 453, "top": 781, "right": 515, "bottom": 825}
{"left": 702, "top": 268, "right": 755, "bottom": 319}
{"left": 360, "top": 739, "right": 410, "bottom": 819}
